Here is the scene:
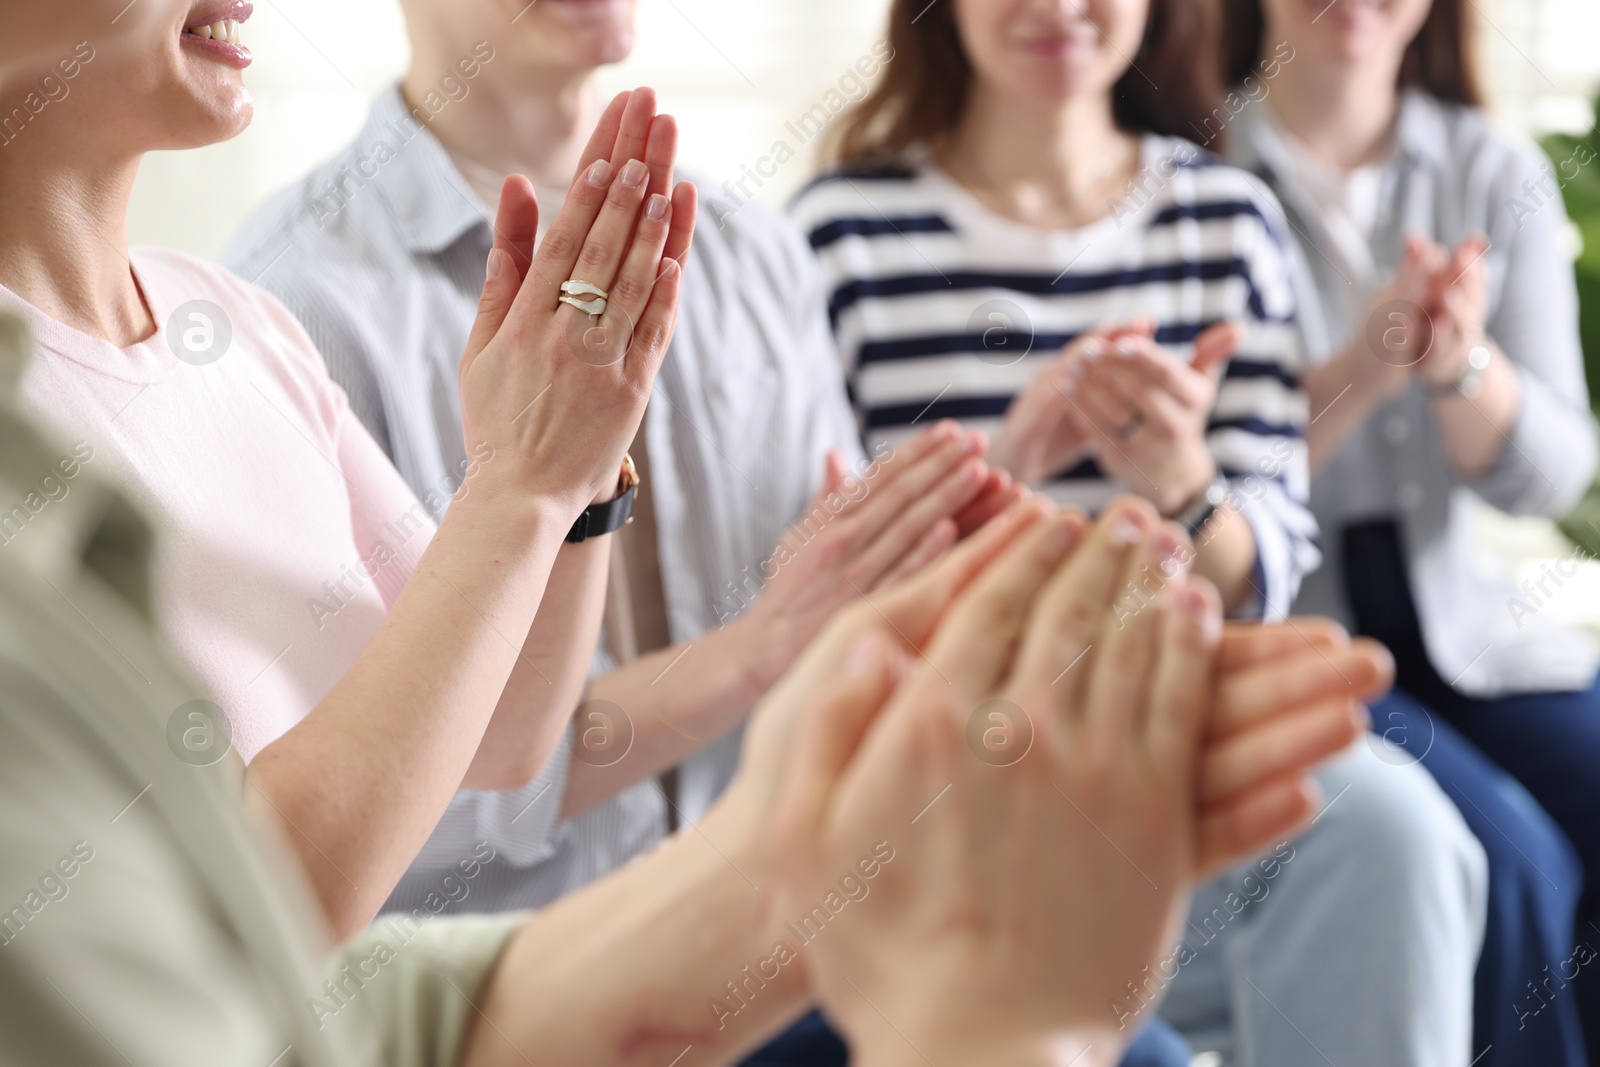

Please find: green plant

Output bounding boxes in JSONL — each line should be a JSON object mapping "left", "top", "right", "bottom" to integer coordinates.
{"left": 1541, "top": 95, "right": 1600, "bottom": 552}
{"left": 1541, "top": 97, "right": 1600, "bottom": 407}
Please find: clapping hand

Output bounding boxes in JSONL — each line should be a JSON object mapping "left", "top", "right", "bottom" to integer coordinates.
{"left": 730, "top": 496, "right": 1391, "bottom": 1065}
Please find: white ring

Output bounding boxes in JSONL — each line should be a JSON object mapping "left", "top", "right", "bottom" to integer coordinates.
{"left": 559, "top": 293, "right": 608, "bottom": 316}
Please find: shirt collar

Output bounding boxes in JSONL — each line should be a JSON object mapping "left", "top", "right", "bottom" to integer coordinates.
{"left": 1233, "top": 87, "right": 1449, "bottom": 179}
{"left": 362, "top": 84, "right": 491, "bottom": 255}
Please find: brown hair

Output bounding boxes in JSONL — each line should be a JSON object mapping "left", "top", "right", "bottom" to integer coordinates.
{"left": 825, "top": 0, "right": 1224, "bottom": 166}
{"left": 1220, "top": 0, "right": 1483, "bottom": 107}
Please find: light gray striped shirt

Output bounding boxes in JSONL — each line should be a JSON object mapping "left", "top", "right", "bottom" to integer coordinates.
{"left": 225, "top": 85, "right": 862, "bottom": 916}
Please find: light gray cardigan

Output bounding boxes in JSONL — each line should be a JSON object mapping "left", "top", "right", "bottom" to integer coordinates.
{"left": 1230, "top": 90, "right": 1600, "bottom": 697}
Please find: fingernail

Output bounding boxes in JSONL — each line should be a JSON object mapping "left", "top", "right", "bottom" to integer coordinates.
{"left": 485, "top": 248, "right": 506, "bottom": 281}
{"left": 646, "top": 193, "right": 669, "bottom": 221}
{"left": 934, "top": 421, "right": 959, "bottom": 441}
{"left": 1154, "top": 529, "right": 1187, "bottom": 568}
{"left": 1181, "top": 586, "right": 1220, "bottom": 642}
{"left": 1114, "top": 337, "right": 1138, "bottom": 359}
{"left": 1082, "top": 340, "right": 1105, "bottom": 362}
{"left": 587, "top": 159, "right": 615, "bottom": 187}
{"left": 960, "top": 461, "right": 983, "bottom": 486}
{"left": 620, "top": 159, "right": 648, "bottom": 187}
{"left": 1048, "top": 514, "right": 1081, "bottom": 557}
{"left": 1110, "top": 515, "right": 1146, "bottom": 547}
{"left": 656, "top": 257, "right": 679, "bottom": 281}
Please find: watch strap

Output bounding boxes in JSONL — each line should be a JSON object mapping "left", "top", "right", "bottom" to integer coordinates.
{"left": 1172, "top": 476, "right": 1230, "bottom": 538}
{"left": 567, "top": 485, "right": 637, "bottom": 543}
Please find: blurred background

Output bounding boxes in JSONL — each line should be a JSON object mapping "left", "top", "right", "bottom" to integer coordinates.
{"left": 131, "top": 0, "right": 1600, "bottom": 258}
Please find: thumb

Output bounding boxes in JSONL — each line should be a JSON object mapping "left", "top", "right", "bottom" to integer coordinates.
{"left": 461, "top": 248, "right": 521, "bottom": 370}
{"left": 822, "top": 448, "right": 852, "bottom": 495}
{"left": 461, "top": 176, "right": 540, "bottom": 371}
{"left": 1192, "top": 322, "right": 1243, "bottom": 376}
{"left": 767, "top": 629, "right": 905, "bottom": 845}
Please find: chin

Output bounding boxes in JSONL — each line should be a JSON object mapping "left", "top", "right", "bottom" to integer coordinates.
{"left": 155, "top": 88, "right": 255, "bottom": 150}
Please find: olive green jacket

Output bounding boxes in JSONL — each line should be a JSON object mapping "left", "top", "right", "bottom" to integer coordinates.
{"left": 0, "top": 314, "right": 521, "bottom": 1067}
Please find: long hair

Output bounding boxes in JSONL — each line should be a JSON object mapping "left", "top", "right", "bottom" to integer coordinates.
{"left": 824, "top": 0, "right": 1223, "bottom": 166}
{"left": 1220, "top": 0, "right": 1483, "bottom": 106}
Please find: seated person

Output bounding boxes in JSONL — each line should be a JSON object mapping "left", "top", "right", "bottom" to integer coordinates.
{"left": 0, "top": 0, "right": 696, "bottom": 943}
{"left": 1223, "top": 0, "right": 1600, "bottom": 1060}
{"left": 788, "top": 0, "right": 1488, "bottom": 1062}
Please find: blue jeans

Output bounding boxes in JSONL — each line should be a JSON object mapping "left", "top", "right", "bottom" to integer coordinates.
{"left": 739, "top": 1011, "right": 1190, "bottom": 1066}
{"left": 1345, "top": 520, "right": 1597, "bottom": 1065}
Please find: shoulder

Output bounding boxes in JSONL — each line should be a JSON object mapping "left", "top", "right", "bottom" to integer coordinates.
{"left": 1403, "top": 92, "right": 1558, "bottom": 200}
{"left": 1150, "top": 137, "right": 1288, "bottom": 220}
{"left": 787, "top": 159, "right": 948, "bottom": 252}
{"left": 686, "top": 169, "right": 813, "bottom": 278}
{"left": 132, "top": 247, "right": 330, "bottom": 381}
{"left": 224, "top": 147, "right": 407, "bottom": 303}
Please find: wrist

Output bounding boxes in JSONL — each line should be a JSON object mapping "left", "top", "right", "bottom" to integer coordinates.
{"left": 447, "top": 478, "right": 572, "bottom": 554}
{"left": 1155, "top": 455, "right": 1218, "bottom": 518}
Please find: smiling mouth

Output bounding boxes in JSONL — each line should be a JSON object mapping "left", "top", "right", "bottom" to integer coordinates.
{"left": 186, "top": 19, "right": 245, "bottom": 46}
{"left": 181, "top": 1, "right": 254, "bottom": 63}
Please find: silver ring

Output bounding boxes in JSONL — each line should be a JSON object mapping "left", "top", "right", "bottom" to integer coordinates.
{"left": 1114, "top": 413, "right": 1144, "bottom": 439}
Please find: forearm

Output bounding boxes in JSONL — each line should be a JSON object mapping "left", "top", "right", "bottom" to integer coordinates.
{"left": 1193, "top": 503, "right": 1260, "bottom": 615}
{"left": 246, "top": 490, "right": 567, "bottom": 941}
{"left": 460, "top": 802, "right": 809, "bottom": 1067}
{"left": 467, "top": 535, "right": 610, "bottom": 790}
{"left": 1427, "top": 344, "right": 1521, "bottom": 480}
{"left": 1302, "top": 348, "right": 1394, "bottom": 473}
{"left": 562, "top": 619, "right": 766, "bottom": 818}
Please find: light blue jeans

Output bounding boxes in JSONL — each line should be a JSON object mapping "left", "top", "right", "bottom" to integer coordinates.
{"left": 1157, "top": 743, "right": 1488, "bottom": 1066}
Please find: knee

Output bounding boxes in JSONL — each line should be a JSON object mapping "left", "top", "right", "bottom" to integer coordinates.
{"left": 1309, "top": 745, "right": 1488, "bottom": 924}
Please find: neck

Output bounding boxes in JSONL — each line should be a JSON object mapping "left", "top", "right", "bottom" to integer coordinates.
{"left": 0, "top": 130, "right": 148, "bottom": 346}
{"left": 942, "top": 84, "right": 1138, "bottom": 226}
{"left": 403, "top": 48, "right": 601, "bottom": 192}
{"left": 1265, "top": 50, "right": 1401, "bottom": 169}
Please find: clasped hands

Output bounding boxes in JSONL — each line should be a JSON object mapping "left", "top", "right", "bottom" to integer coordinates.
{"left": 989, "top": 321, "right": 1243, "bottom": 516}
{"left": 1358, "top": 230, "right": 1494, "bottom": 399}
{"left": 719, "top": 496, "right": 1392, "bottom": 1067}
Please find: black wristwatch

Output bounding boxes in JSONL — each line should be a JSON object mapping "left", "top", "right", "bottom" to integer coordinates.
{"left": 1170, "top": 475, "right": 1231, "bottom": 538}
{"left": 566, "top": 454, "right": 639, "bottom": 543}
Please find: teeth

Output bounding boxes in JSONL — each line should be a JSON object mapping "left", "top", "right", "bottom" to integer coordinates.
{"left": 187, "top": 19, "right": 243, "bottom": 45}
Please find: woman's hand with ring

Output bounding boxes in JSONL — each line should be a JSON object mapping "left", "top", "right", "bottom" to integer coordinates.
{"left": 1063, "top": 320, "right": 1237, "bottom": 516}
{"left": 456, "top": 88, "right": 699, "bottom": 520}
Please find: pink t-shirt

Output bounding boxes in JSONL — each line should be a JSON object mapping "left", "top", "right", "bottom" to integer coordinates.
{"left": 8, "top": 248, "right": 441, "bottom": 762}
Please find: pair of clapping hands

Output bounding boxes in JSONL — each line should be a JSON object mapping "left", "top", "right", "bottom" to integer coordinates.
{"left": 990, "top": 322, "right": 1243, "bottom": 515}
{"left": 1359, "top": 231, "right": 1494, "bottom": 397}
{"left": 724, "top": 496, "right": 1392, "bottom": 1067}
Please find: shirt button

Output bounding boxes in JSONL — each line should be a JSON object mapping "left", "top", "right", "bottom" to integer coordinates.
{"left": 1384, "top": 417, "right": 1410, "bottom": 444}
{"left": 1398, "top": 483, "right": 1425, "bottom": 510}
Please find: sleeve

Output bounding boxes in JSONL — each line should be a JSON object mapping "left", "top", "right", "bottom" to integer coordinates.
{"left": 325, "top": 913, "right": 526, "bottom": 1067}
{"left": 770, "top": 204, "right": 869, "bottom": 479}
{"left": 1206, "top": 187, "right": 1324, "bottom": 620}
{"left": 407, "top": 731, "right": 572, "bottom": 869}
{"left": 1467, "top": 137, "right": 1598, "bottom": 516}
